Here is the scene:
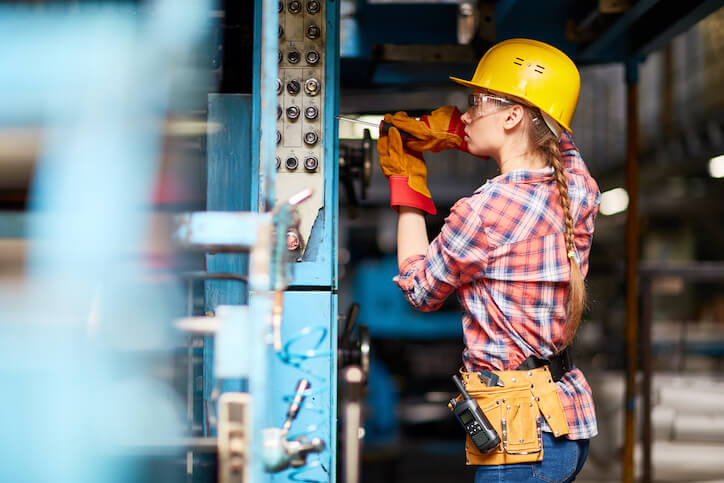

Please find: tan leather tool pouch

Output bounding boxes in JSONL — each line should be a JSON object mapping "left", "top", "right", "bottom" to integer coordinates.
{"left": 452, "top": 366, "right": 570, "bottom": 466}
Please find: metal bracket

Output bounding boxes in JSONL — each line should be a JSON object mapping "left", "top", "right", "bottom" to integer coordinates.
{"left": 218, "top": 393, "right": 252, "bottom": 483}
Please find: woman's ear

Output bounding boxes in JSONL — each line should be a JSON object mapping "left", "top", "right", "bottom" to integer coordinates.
{"left": 502, "top": 105, "right": 524, "bottom": 130}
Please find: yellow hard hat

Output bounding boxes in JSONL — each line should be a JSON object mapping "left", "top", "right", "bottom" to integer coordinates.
{"left": 450, "top": 38, "right": 580, "bottom": 133}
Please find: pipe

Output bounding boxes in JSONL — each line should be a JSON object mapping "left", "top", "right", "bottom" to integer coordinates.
{"left": 623, "top": 59, "right": 640, "bottom": 483}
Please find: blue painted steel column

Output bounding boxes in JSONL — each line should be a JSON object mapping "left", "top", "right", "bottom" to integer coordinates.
{"left": 253, "top": 0, "right": 279, "bottom": 211}
{"left": 252, "top": 0, "right": 340, "bottom": 481}
{"left": 204, "top": 94, "right": 253, "bottom": 434}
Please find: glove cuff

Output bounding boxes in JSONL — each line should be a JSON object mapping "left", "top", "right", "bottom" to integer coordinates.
{"left": 389, "top": 176, "right": 436, "bottom": 215}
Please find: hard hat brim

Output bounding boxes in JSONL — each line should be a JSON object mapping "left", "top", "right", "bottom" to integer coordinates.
{"left": 449, "top": 76, "right": 481, "bottom": 90}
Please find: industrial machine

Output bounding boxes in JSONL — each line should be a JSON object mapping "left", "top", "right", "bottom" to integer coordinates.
{"left": 1, "top": 2, "right": 723, "bottom": 483}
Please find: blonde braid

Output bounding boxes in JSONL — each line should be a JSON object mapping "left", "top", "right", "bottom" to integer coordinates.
{"left": 545, "top": 139, "right": 586, "bottom": 346}
{"left": 526, "top": 107, "right": 586, "bottom": 347}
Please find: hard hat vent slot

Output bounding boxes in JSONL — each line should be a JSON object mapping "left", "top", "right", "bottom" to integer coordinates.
{"left": 534, "top": 64, "right": 545, "bottom": 74}
{"left": 513, "top": 57, "right": 524, "bottom": 66}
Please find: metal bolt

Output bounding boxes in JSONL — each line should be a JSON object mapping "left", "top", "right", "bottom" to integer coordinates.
{"left": 278, "top": 0, "right": 284, "bottom": 12}
{"left": 511, "top": 377, "right": 516, "bottom": 382}
{"left": 304, "top": 105, "right": 318, "bottom": 120}
{"left": 276, "top": 78, "right": 282, "bottom": 95}
{"left": 304, "top": 78, "right": 320, "bottom": 96}
{"left": 278, "top": 50, "right": 282, "bottom": 63}
{"left": 304, "top": 156, "right": 318, "bottom": 171}
{"left": 287, "top": 79, "right": 300, "bottom": 95}
{"left": 285, "top": 156, "right": 298, "bottom": 170}
{"left": 305, "top": 50, "right": 320, "bottom": 64}
{"left": 276, "top": 156, "right": 281, "bottom": 169}
{"left": 288, "top": 0, "right": 302, "bottom": 14}
{"left": 306, "top": 0, "right": 320, "bottom": 14}
{"left": 277, "top": 105, "right": 282, "bottom": 120}
{"left": 287, "top": 50, "right": 300, "bottom": 64}
{"left": 306, "top": 24, "right": 321, "bottom": 39}
{"left": 546, "top": 414, "right": 551, "bottom": 419}
{"left": 304, "top": 130, "right": 319, "bottom": 145}
{"left": 276, "top": 131, "right": 281, "bottom": 145}
{"left": 286, "top": 105, "right": 300, "bottom": 120}
{"left": 286, "top": 231, "right": 300, "bottom": 251}
{"left": 528, "top": 371, "right": 533, "bottom": 376}
{"left": 278, "top": 25, "right": 284, "bottom": 38}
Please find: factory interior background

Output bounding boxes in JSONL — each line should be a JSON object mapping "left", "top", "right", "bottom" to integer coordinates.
{"left": 0, "top": 1, "right": 723, "bottom": 482}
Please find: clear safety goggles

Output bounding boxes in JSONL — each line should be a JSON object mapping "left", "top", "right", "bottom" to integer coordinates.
{"left": 467, "top": 92, "right": 514, "bottom": 121}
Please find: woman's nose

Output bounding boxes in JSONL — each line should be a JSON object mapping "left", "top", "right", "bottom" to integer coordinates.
{"left": 460, "top": 109, "right": 471, "bottom": 125}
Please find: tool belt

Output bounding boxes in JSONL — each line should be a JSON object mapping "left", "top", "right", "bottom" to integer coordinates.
{"left": 451, "top": 352, "right": 572, "bottom": 466}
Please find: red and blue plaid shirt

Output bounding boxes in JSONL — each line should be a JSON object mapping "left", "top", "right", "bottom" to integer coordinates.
{"left": 394, "top": 134, "right": 600, "bottom": 440}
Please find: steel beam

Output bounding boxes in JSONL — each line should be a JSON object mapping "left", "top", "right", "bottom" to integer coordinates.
{"left": 578, "top": 0, "right": 660, "bottom": 61}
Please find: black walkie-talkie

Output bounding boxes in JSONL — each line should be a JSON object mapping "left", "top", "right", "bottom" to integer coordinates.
{"left": 450, "top": 375, "right": 501, "bottom": 453}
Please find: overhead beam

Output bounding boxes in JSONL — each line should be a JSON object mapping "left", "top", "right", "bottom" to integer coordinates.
{"left": 633, "top": 0, "right": 724, "bottom": 57}
{"left": 578, "top": 0, "right": 660, "bottom": 61}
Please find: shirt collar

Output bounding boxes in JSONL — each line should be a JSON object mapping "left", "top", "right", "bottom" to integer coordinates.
{"left": 475, "top": 166, "right": 554, "bottom": 193}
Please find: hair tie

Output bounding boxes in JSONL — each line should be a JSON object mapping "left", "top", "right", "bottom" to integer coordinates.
{"left": 567, "top": 250, "right": 575, "bottom": 259}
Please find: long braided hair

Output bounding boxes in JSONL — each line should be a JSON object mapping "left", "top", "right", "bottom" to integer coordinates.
{"left": 523, "top": 106, "right": 586, "bottom": 347}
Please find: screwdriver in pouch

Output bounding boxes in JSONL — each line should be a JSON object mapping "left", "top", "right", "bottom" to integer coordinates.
{"left": 335, "top": 115, "right": 419, "bottom": 142}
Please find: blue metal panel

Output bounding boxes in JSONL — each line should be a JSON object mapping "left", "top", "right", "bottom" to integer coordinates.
{"left": 249, "top": 2, "right": 339, "bottom": 481}
{"left": 252, "top": 0, "right": 280, "bottom": 212}
{"left": 354, "top": 257, "right": 463, "bottom": 339}
{"left": 252, "top": 0, "right": 340, "bottom": 288}
{"left": 204, "top": 94, "right": 254, "bottom": 434}
{"left": 288, "top": 0, "right": 341, "bottom": 288}
{"left": 270, "top": 291, "right": 337, "bottom": 482}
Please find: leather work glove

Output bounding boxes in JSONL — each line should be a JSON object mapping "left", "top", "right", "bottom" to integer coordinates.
{"left": 383, "top": 105, "right": 471, "bottom": 153}
{"left": 377, "top": 126, "right": 436, "bottom": 215}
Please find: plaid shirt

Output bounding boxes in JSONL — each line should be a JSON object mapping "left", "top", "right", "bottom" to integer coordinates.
{"left": 394, "top": 135, "right": 600, "bottom": 440}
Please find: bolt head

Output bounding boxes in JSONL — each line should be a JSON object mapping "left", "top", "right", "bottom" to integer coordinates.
{"left": 287, "top": 232, "right": 300, "bottom": 251}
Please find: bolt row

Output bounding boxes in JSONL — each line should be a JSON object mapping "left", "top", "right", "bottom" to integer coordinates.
{"left": 278, "top": 49, "right": 321, "bottom": 65}
{"left": 278, "top": 24, "right": 321, "bottom": 40}
{"left": 275, "top": 129, "right": 320, "bottom": 147}
{"left": 276, "top": 155, "right": 319, "bottom": 172}
{"left": 279, "top": 0, "right": 320, "bottom": 15}
{"left": 276, "top": 78, "right": 320, "bottom": 97}
{"left": 277, "top": 104, "right": 318, "bottom": 121}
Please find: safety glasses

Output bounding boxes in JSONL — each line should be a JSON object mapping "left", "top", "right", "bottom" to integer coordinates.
{"left": 467, "top": 92, "right": 514, "bottom": 121}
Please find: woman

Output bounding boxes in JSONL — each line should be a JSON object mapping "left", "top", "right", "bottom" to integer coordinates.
{"left": 377, "top": 38, "right": 600, "bottom": 482}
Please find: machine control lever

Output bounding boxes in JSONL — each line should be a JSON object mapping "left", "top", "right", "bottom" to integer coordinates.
{"left": 282, "top": 379, "right": 310, "bottom": 434}
{"left": 263, "top": 379, "right": 326, "bottom": 473}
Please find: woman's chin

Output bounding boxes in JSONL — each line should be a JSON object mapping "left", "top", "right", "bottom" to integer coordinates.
{"left": 465, "top": 142, "right": 486, "bottom": 157}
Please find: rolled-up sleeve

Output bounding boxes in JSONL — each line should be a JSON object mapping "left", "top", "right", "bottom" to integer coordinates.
{"left": 394, "top": 197, "right": 489, "bottom": 311}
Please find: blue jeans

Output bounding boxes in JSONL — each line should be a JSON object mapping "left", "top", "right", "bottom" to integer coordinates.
{"left": 474, "top": 432, "right": 589, "bottom": 483}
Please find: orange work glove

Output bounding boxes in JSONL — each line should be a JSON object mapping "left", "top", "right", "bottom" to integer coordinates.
{"left": 382, "top": 106, "right": 473, "bottom": 154}
{"left": 377, "top": 126, "right": 436, "bottom": 215}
